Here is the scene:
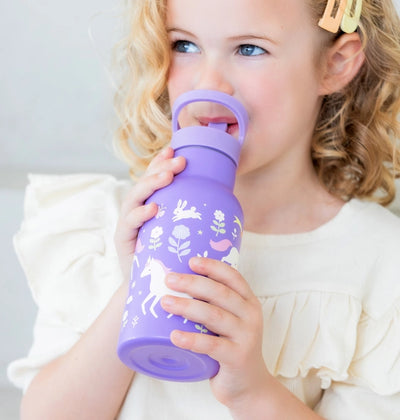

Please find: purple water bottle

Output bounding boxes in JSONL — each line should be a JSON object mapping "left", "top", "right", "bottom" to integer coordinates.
{"left": 117, "top": 90, "right": 248, "bottom": 382}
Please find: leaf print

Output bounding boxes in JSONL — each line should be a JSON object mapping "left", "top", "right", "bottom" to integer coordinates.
{"left": 180, "top": 249, "right": 191, "bottom": 257}
{"left": 180, "top": 241, "right": 190, "bottom": 250}
{"left": 197, "top": 250, "right": 208, "bottom": 258}
{"left": 195, "top": 324, "right": 208, "bottom": 334}
{"left": 168, "top": 237, "right": 178, "bottom": 247}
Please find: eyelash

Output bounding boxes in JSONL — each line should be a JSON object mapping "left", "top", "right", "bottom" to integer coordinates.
{"left": 237, "top": 44, "right": 268, "bottom": 56}
{"left": 171, "top": 40, "right": 269, "bottom": 57}
{"left": 171, "top": 40, "right": 200, "bottom": 54}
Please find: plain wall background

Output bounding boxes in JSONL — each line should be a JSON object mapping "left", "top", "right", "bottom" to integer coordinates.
{"left": 1, "top": 1, "right": 127, "bottom": 417}
{"left": 1, "top": 0, "right": 400, "bottom": 418}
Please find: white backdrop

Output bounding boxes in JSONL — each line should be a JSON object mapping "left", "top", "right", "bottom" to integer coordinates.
{"left": 0, "top": 0, "right": 125, "bottom": 185}
{"left": 0, "top": 1, "right": 125, "bottom": 417}
{"left": 1, "top": 1, "right": 400, "bottom": 418}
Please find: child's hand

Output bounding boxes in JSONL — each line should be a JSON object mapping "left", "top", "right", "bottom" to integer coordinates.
{"left": 160, "top": 257, "right": 270, "bottom": 409}
{"left": 114, "top": 147, "right": 186, "bottom": 281}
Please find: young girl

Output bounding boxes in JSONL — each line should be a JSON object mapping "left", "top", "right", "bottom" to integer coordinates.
{"left": 8, "top": 0, "right": 400, "bottom": 418}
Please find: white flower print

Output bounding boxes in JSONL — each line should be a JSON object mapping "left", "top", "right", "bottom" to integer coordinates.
{"left": 168, "top": 225, "right": 191, "bottom": 262}
{"left": 211, "top": 210, "right": 226, "bottom": 236}
{"left": 149, "top": 226, "right": 163, "bottom": 250}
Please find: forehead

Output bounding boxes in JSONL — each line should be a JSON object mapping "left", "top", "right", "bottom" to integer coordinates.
{"left": 166, "top": 0, "right": 316, "bottom": 42}
{"left": 166, "top": 0, "right": 312, "bottom": 27}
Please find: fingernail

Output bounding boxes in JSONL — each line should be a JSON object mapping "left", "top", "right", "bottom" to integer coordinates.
{"left": 171, "top": 330, "right": 187, "bottom": 345}
{"left": 162, "top": 295, "right": 175, "bottom": 306}
{"left": 166, "top": 273, "right": 179, "bottom": 285}
{"left": 190, "top": 256, "right": 203, "bottom": 267}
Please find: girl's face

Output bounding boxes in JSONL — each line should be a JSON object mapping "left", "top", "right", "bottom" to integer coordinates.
{"left": 167, "top": 0, "right": 327, "bottom": 177}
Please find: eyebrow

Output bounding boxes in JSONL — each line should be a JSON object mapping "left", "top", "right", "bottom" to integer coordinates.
{"left": 167, "top": 28, "right": 193, "bottom": 36}
{"left": 167, "top": 28, "right": 278, "bottom": 46}
{"left": 227, "top": 34, "right": 278, "bottom": 46}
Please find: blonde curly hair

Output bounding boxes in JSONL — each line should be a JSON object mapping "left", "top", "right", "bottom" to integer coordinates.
{"left": 113, "top": 0, "right": 400, "bottom": 204}
{"left": 309, "top": 0, "right": 400, "bottom": 205}
{"left": 113, "top": 0, "right": 171, "bottom": 177}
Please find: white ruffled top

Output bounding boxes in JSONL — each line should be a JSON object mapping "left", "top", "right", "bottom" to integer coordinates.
{"left": 8, "top": 174, "right": 400, "bottom": 419}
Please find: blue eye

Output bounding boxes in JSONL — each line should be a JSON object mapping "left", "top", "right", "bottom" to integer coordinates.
{"left": 238, "top": 44, "right": 266, "bottom": 56}
{"left": 172, "top": 40, "right": 200, "bottom": 53}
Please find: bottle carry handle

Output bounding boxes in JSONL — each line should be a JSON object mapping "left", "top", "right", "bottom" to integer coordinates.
{"left": 171, "top": 90, "right": 248, "bottom": 145}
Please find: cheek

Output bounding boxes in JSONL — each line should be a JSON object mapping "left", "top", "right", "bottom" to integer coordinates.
{"left": 242, "top": 78, "right": 289, "bottom": 136}
{"left": 167, "top": 61, "right": 196, "bottom": 108}
{"left": 166, "top": 79, "right": 194, "bottom": 129}
{"left": 239, "top": 67, "right": 288, "bottom": 113}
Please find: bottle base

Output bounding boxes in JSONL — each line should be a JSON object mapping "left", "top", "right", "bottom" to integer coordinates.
{"left": 118, "top": 337, "right": 219, "bottom": 382}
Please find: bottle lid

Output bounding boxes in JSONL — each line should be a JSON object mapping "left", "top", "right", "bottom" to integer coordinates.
{"left": 171, "top": 90, "right": 249, "bottom": 166}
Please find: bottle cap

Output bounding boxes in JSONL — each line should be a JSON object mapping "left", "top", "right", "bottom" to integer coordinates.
{"left": 171, "top": 90, "right": 249, "bottom": 166}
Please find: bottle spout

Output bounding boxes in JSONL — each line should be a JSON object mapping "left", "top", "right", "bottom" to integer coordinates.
{"left": 208, "top": 122, "right": 228, "bottom": 132}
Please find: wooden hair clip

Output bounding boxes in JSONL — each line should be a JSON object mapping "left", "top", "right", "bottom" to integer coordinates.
{"left": 318, "top": 0, "right": 362, "bottom": 34}
{"left": 318, "top": 0, "right": 348, "bottom": 33}
{"left": 340, "top": 0, "right": 363, "bottom": 33}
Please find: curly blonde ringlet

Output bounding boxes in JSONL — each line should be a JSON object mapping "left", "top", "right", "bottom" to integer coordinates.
{"left": 113, "top": 0, "right": 171, "bottom": 178}
{"left": 309, "top": 0, "right": 400, "bottom": 205}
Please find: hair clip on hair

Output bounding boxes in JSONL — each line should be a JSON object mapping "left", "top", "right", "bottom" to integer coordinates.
{"left": 318, "top": 0, "right": 362, "bottom": 34}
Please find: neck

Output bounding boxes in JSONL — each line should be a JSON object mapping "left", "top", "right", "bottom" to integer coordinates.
{"left": 234, "top": 159, "right": 344, "bottom": 235}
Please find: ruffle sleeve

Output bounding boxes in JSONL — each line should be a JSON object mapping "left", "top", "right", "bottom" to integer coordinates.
{"left": 259, "top": 291, "right": 362, "bottom": 390}
{"left": 7, "top": 173, "right": 131, "bottom": 392}
{"left": 260, "top": 291, "right": 400, "bottom": 419}
{"left": 349, "top": 298, "right": 400, "bottom": 394}
{"left": 314, "top": 297, "right": 400, "bottom": 419}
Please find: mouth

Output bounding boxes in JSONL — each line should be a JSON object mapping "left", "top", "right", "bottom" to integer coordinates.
{"left": 199, "top": 118, "right": 239, "bottom": 138}
{"left": 226, "top": 122, "right": 239, "bottom": 136}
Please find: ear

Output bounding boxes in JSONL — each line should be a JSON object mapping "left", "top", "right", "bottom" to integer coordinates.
{"left": 318, "top": 33, "right": 365, "bottom": 95}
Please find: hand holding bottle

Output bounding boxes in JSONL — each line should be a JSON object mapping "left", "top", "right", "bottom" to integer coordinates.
{"left": 114, "top": 147, "right": 186, "bottom": 282}
{"left": 160, "top": 256, "right": 269, "bottom": 410}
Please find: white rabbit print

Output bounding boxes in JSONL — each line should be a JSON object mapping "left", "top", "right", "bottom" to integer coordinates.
{"left": 172, "top": 199, "right": 202, "bottom": 222}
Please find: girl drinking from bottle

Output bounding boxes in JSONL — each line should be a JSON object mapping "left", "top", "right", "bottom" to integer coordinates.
{"left": 9, "top": 0, "right": 400, "bottom": 418}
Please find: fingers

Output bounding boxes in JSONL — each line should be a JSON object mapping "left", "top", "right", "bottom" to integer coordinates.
{"left": 116, "top": 146, "right": 186, "bottom": 246}
{"left": 162, "top": 267, "right": 247, "bottom": 320}
{"left": 170, "top": 330, "right": 237, "bottom": 365}
{"left": 114, "top": 147, "right": 185, "bottom": 279}
{"left": 189, "top": 257, "right": 255, "bottom": 302}
{"left": 160, "top": 257, "right": 262, "bottom": 339}
{"left": 120, "top": 147, "right": 186, "bottom": 217}
{"left": 115, "top": 202, "right": 158, "bottom": 245}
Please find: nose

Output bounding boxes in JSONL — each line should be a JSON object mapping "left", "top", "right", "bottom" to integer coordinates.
{"left": 193, "top": 59, "right": 234, "bottom": 96}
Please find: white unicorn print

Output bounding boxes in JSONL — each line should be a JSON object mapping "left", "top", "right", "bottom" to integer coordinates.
{"left": 221, "top": 247, "right": 240, "bottom": 269}
{"left": 172, "top": 199, "right": 202, "bottom": 222}
{"left": 140, "top": 257, "right": 190, "bottom": 319}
